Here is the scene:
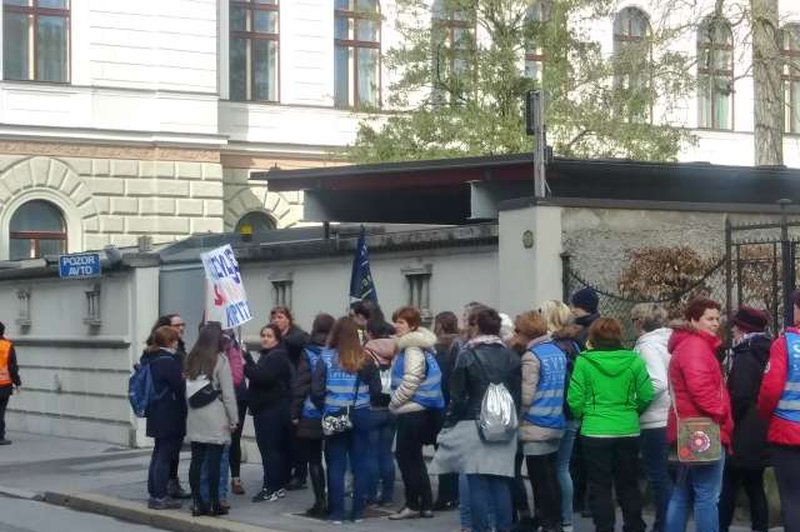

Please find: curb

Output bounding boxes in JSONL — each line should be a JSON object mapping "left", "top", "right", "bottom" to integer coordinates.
{"left": 0, "top": 485, "right": 43, "bottom": 501}
{"left": 43, "top": 492, "right": 284, "bottom": 532}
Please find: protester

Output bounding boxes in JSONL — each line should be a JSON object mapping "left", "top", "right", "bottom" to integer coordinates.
{"left": 569, "top": 288, "right": 600, "bottom": 348}
{"left": 538, "top": 299, "right": 582, "bottom": 531}
{"left": 363, "top": 316, "right": 398, "bottom": 507}
{"left": 665, "top": 297, "right": 732, "bottom": 532}
{"left": 292, "top": 313, "right": 335, "bottom": 517}
{"left": 0, "top": 322, "right": 21, "bottom": 446}
{"left": 350, "top": 300, "right": 384, "bottom": 343}
{"left": 718, "top": 306, "right": 770, "bottom": 532}
{"left": 312, "top": 317, "right": 380, "bottom": 523}
{"left": 432, "top": 310, "right": 460, "bottom": 511}
{"left": 515, "top": 310, "right": 566, "bottom": 532}
{"left": 244, "top": 324, "right": 293, "bottom": 502}
{"left": 388, "top": 306, "right": 445, "bottom": 520}
{"left": 568, "top": 318, "right": 653, "bottom": 532}
{"left": 758, "top": 290, "right": 800, "bottom": 532}
{"left": 142, "top": 325, "right": 187, "bottom": 510}
{"left": 185, "top": 323, "right": 239, "bottom": 517}
{"left": 431, "top": 306, "right": 522, "bottom": 532}
{"left": 270, "top": 306, "right": 310, "bottom": 491}
{"left": 222, "top": 330, "right": 248, "bottom": 496}
{"left": 630, "top": 303, "right": 673, "bottom": 532}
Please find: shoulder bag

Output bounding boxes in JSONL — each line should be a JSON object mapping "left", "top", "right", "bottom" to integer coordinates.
{"left": 670, "top": 381, "right": 722, "bottom": 464}
{"left": 321, "top": 374, "right": 360, "bottom": 437}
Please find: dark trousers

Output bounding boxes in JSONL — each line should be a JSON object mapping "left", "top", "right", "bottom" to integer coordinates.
{"left": 512, "top": 450, "right": 530, "bottom": 519}
{"left": 527, "top": 452, "right": 562, "bottom": 529}
{"left": 148, "top": 436, "right": 184, "bottom": 499}
{"left": 297, "top": 436, "right": 323, "bottom": 465}
{"left": 189, "top": 442, "right": 223, "bottom": 506}
{"left": 0, "top": 386, "right": 11, "bottom": 440}
{"left": 437, "top": 473, "right": 458, "bottom": 504}
{"left": 253, "top": 401, "right": 291, "bottom": 492}
{"left": 169, "top": 456, "right": 179, "bottom": 480}
{"left": 395, "top": 411, "right": 433, "bottom": 512}
{"left": 640, "top": 427, "right": 673, "bottom": 532}
{"left": 719, "top": 464, "right": 768, "bottom": 532}
{"left": 582, "top": 436, "right": 646, "bottom": 532}
{"left": 229, "top": 399, "right": 247, "bottom": 478}
{"left": 772, "top": 445, "right": 800, "bottom": 532}
{"left": 289, "top": 427, "right": 307, "bottom": 483}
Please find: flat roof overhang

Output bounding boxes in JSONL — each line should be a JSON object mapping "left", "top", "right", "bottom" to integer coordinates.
{"left": 253, "top": 154, "right": 800, "bottom": 224}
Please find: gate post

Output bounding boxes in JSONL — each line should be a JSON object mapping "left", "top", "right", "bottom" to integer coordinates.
{"left": 779, "top": 199, "right": 794, "bottom": 328}
{"left": 724, "top": 215, "right": 733, "bottom": 341}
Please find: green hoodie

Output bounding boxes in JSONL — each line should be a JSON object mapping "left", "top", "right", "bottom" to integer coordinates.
{"left": 567, "top": 349, "right": 654, "bottom": 437}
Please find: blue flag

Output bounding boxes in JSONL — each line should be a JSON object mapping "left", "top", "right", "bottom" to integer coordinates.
{"left": 349, "top": 229, "right": 378, "bottom": 303}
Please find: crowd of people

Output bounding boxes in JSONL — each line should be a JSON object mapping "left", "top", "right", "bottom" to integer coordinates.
{"left": 137, "top": 290, "right": 800, "bottom": 532}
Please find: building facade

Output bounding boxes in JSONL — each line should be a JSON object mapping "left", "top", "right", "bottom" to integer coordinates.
{"left": 1, "top": 0, "right": 799, "bottom": 261}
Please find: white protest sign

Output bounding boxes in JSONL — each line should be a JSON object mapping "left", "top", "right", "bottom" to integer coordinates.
{"left": 201, "top": 244, "right": 253, "bottom": 329}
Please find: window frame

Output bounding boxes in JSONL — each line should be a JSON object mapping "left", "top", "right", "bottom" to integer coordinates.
{"left": 432, "top": 8, "right": 477, "bottom": 102}
{"left": 2, "top": 0, "right": 71, "bottom": 83}
{"left": 229, "top": 0, "right": 280, "bottom": 103}
{"left": 334, "top": 0, "right": 382, "bottom": 109}
{"left": 613, "top": 7, "right": 652, "bottom": 122}
{"left": 8, "top": 199, "right": 68, "bottom": 260}
{"left": 782, "top": 23, "right": 800, "bottom": 135}
{"left": 697, "top": 16, "right": 734, "bottom": 131}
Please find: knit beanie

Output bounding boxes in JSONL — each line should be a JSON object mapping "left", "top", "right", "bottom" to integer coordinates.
{"left": 571, "top": 287, "right": 599, "bottom": 315}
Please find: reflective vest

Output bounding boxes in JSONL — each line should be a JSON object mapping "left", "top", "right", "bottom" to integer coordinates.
{"left": 776, "top": 332, "right": 800, "bottom": 423}
{"left": 524, "top": 342, "right": 567, "bottom": 430}
{"left": 322, "top": 349, "right": 370, "bottom": 415}
{"left": 302, "top": 345, "right": 325, "bottom": 420}
{"left": 0, "top": 339, "right": 12, "bottom": 387}
{"left": 391, "top": 349, "right": 445, "bottom": 410}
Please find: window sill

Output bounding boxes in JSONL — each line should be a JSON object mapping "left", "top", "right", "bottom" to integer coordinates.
{"left": 1, "top": 78, "right": 71, "bottom": 86}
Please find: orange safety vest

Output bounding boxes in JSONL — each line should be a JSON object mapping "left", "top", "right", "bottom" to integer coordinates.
{"left": 0, "top": 339, "right": 12, "bottom": 386}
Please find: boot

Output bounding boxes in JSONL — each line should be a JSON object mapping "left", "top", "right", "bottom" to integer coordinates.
{"left": 210, "top": 501, "right": 229, "bottom": 516}
{"left": 305, "top": 463, "right": 327, "bottom": 517}
{"left": 191, "top": 498, "right": 209, "bottom": 516}
{"left": 167, "top": 478, "right": 191, "bottom": 500}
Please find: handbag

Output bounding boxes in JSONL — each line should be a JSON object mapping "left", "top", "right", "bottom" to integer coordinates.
{"left": 670, "top": 382, "right": 722, "bottom": 464}
{"left": 187, "top": 376, "right": 221, "bottom": 409}
{"left": 321, "top": 375, "right": 360, "bottom": 437}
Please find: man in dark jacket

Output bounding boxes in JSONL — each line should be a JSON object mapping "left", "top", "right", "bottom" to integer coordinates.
{"left": 719, "top": 306, "right": 771, "bottom": 532}
{"left": 570, "top": 287, "right": 600, "bottom": 349}
{"left": 0, "top": 322, "right": 21, "bottom": 445}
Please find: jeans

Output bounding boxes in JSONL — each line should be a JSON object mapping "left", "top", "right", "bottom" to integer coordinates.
{"left": 366, "top": 408, "right": 396, "bottom": 504}
{"left": 665, "top": 454, "right": 725, "bottom": 532}
{"left": 229, "top": 399, "right": 247, "bottom": 478}
{"left": 468, "top": 474, "right": 512, "bottom": 532}
{"left": 556, "top": 420, "right": 578, "bottom": 526}
{"left": 325, "top": 407, "right": 371, "bottom": 521}
{"left": 527, "top": 452, "right": 562, "bottom": 529}
{"left": 771, "top": 444, "right": 800, "bottom": 532}
{"left": 0, "top": 387, "right": 10, "bottom": 440}
{"left": 148, "top": 436, "right": 184, "bottom": 499}
{"left": 395, "top": 411, "right": 434, "bottom": 511}
{"left": 189, "top": 442, "right": 223, "bottom": 506}
{"left": 640, "top": 427, "right": 673, "bottom": 532}
{"left": 719, "top": 464, "right": 768, "bottom": 532}
{"left": 582, "top": 436, "right": 646, "bottom": 532}
{"left": 200, "top": 444, "right": 230, "bottom": 503}
{"left": 459, "top": 473, "right": 472, "bottom": 529}
{"left": 253, "top": 400, "right": 291, "bottom": 492}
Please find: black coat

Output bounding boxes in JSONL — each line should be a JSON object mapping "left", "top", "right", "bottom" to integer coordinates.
{"left": 141, "top": 349, "right": 186, "bottom": 440}
{"left": 573, "top": 313, "right": 600, "bottom": 350}
{"left": 244, "top": 345, "right": 293, "bottom": 414}
{"left": 434, "top": 334, "right": 461, "bottom": 405}
{"left": 282, "top": 325, "right": 310, "bottom": 368}
{"left": 444, "top": 341, "right": 522, "bottom": 427}
{"left": 728, "top": 333, "right": 771, "bottom": 469}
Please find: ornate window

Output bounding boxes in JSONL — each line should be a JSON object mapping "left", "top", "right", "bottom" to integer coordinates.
{"left": 235, "top": 211, "right": 275, "bottom": 235}
{"left": 334, "top": 0, "right": 381, "bottom": 108}
{"left": 230, "top": 0, "right": 279, "bottom": 102}
{"left": 698, "top": 16, "right": 733, "bottom": 130}
{"left": 9, "top": 199, "right": 67, "bottom": 260}
{"left": 403, "top": 264, "right": 432, "bottom": 324}
{"left": 434, "top": 7, "right": 475, "bottom": 88}
{"left": 783, "top": 24, "right": 800, "bottom": 134}
{"left": 524, "top": 2, "right": 550, "bottom": 82}
{"left": 2, "top": 0, "right": 70, "bottom": 82}
{"left": 613, "top": 7, "right": 651, "bottom": 121}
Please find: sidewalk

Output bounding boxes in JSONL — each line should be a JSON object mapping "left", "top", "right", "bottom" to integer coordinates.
{"left": 0, "top": 431, "right": 782, "bottom": 532}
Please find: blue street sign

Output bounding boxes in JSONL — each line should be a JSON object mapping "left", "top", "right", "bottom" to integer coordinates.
{"left": 58, "top": 253, "right": 102, "bottom": 279}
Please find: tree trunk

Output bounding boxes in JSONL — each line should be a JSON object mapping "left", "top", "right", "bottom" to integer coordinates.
{"left": 751, "top": 0, "right": 783, "bottom": 166}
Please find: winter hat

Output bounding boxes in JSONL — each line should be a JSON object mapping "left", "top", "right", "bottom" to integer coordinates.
{"left": 731, "top": 306, "right": 768, "bottom": 334}
{"left": 571, "top": 287, "right": 599, "bottom": 315}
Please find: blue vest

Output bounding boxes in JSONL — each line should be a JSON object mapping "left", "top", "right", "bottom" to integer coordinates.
{"left": 391, "top": 349, "right": 445, "bottom": 410}
{"left": 524, "top": 342, "right": 567, "bottom": 430}
{"left": 322, "top": 349, "right": 370, "bottom": 415}
{"left": 302, "top": 345, "right": 324, "bottom": 420}
{"left": 776, "top": 332, "right": 800, "bottom": 423}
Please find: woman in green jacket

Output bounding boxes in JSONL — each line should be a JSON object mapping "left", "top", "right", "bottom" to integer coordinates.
{"left": 567, "top": 318, "right": 654, "bottom": 532}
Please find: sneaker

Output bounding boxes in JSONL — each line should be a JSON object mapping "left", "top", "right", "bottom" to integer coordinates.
{"left": 420, "top": 510, "right": 434, "bottom": 518}
{"left": 251, "top": 489, "right": 279, "bottom": 503}
{"left": 353, "top": 518, "right": 364, "bottom": 523}
{"left": 0, "top": 439, "right": 11, "bottom": 446}
{"left": 276, "top": 488, "right": 287, "bottom": 498}
{"left": 167, "top": 479, "right": 191, "bottom": 500}
{"left": 388, "top": 507, "right": 420, "bottom": 520}
{"left": 148, "top": 497, "right": 182, "bottom": 510}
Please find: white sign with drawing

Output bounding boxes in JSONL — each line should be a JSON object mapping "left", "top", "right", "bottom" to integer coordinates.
{"left": 201, "top": 244, "right": 252, "bottom": 329}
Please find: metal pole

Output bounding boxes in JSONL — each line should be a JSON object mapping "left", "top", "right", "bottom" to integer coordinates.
{"left": 779, "top": 198, "right": 793, "bottom": 328}
{"left": 526, "top": 90, "right": 547, "bottom": 199}
{"left": 724, "top": 215, "right": 733, "bottom": 344}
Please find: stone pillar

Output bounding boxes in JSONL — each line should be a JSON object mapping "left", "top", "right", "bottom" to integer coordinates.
{"left": 498, "top": 200, "right": 563, "bottom": 318}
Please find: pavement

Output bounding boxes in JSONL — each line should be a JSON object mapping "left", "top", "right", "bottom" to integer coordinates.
{"left": 0, "top": 431, "right": 784, "bottom": 532}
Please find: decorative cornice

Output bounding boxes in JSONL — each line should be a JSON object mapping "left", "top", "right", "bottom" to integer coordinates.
{"left": 0, "top": 140, "right": 221, "bottom": 163}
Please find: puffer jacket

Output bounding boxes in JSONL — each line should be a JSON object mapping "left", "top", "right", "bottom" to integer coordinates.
{"left": 520, "top": 334, "right": 564, "bottom": 443}
{"left": 634, "top": 327, "right": 672, "bottom": 429}
{"left": 667, "top": 325, "right": 733, "bottom": 449}
{"left": 390, "top": 328, "right": 437, "bottom": 415}
{"left": 758, "top": 328, "right": 800, "bottom": 446}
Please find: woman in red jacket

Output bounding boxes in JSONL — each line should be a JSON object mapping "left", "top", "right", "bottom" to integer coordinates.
{"left": 665, "top": 297, "right": 733, "bottom": 532}
{"left": 758, "top": 290, "right": 800, "bottom": 532}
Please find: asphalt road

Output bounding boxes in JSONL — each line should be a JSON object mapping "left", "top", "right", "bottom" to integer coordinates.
{"left": 0, "top": 496, "right": 167, "bottom": 532}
